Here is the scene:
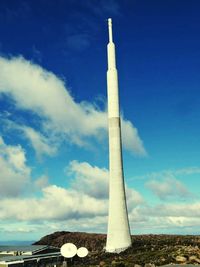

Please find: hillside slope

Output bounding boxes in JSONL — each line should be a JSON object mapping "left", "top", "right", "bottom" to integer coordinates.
{"left": 34, "top": 232, "right": 200, "bottom": 266}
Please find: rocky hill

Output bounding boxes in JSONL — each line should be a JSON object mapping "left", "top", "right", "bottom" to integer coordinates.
{"left": 34, "top": 232, "right": 200, "bottom": 267}
{"left": 34, "top": 231, "right": 106, "bottom": 252}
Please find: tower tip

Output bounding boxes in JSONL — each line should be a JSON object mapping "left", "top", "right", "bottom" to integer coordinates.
{"left": 108, "top": 18, "right": 113, "bottom": 43}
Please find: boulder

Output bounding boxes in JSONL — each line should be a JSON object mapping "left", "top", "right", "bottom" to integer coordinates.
{"left": 189, "top": 255, "right": 200, "bottom": 263}
{"left": 175, "top": 255, "right": 187, "bottom": 263}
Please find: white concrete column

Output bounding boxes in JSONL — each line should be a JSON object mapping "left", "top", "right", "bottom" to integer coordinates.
{"left": 106, "top": 18, "right": 132, "bottom": 253}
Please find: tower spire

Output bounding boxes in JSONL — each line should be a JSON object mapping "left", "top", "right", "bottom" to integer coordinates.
{"left": 108, "top": 18, "right": 113, "bottom": 43}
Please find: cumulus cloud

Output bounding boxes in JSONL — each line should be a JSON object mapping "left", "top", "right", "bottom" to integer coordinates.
{"left": 68, "top": 160, "right": 109, "bottom": 199}
{"left": 0, "top": 160, "right": 143, "bottom": 224}
{"left": 141, "top": 202, "right": 200, "bottom": 218}
{"left": 121, "top": 118, "right": 147, "bottom": 156}
{"left": 68, "top": 160, "right": 144, "bottom": 206}
{"left": 1, "top": 189, "right": 196, "bottom": 234}
{"left": 128, "top": 201, "right": 200, "bottom": 234}
{"left": 0, "top": 148, "right": 199, "bottom": 234}
{"left": 0, "top": 136, "right": 31, "bottom": 197}
{"left": 0, "top": 185, "right": 108, "bottom": 221}
{"left": 1, "top": 120, "right": 57, "bottom": 159}
{"left": 126, "top": 187, "right": 144, "bottom": 210}
{"left": 0, "top": 56, "right": 146, "bottom": 156}
{"left": 22, "top": 126, "right": 57, "bottom": 158}
{"left": 34, "top": 175, "right": 49, "bottom": 190}
{"left": 146, "top": 177, "right": 191, "bottom": 200}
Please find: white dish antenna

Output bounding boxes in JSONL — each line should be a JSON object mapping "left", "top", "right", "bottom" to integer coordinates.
{"left": 77, "top": 247, "right": 89, "bottom": 258}
{"left": 60, "top": 243, "right": 77, "bottom": 258}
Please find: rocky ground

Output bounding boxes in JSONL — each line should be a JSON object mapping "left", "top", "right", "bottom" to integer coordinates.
{"left": 34, "top": 232, "right": 200, "bottom": 267}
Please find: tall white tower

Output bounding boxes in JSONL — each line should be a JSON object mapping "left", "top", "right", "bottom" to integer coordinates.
{"left": 106, "top": 18, "right": 132, "bottom": 253}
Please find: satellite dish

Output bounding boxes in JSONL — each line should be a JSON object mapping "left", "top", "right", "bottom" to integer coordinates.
{"left": 60, "top": 243, "right": 77, "bottom": 258}
{"left": 77, "top": 247, "right": 89, "bottom": 258}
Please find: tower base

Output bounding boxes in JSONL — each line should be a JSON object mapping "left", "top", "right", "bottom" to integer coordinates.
{"left": 105, "top": 244, "right": 131, "bottom": 254}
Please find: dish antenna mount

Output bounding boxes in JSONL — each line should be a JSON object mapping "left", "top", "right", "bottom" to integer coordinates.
{"left": 60, "top": 243, "right": 77, "bottom": 258}
{"left": 77, "top": 247, "right": 89, "bottom": 258}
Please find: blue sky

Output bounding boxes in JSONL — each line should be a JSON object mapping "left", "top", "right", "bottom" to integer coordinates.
{"left": 0, "top": 0, "right": 200, "bottom": 242}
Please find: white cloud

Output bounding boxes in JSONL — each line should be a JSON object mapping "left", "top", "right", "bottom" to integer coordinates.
{"left": 34, "top": 175, "right": 49, "bottom": 189}
{"left": 68, "top": 160, "right": 144, "bottom": 206}
{"left": 174, "top": 167, "right": 200, "bottom": 175}
{"left": 0, "top": 161, "right": 143, "bottom": 225}
{"left": 1, "top": 120, "right": 57, "bottom": 159}
{"left": 142, "top": 202, "right": 200, "bottom": 218}
{"left": 1, "top": 189, "right": 199, "bottom": 235}
{"left": 0, "top": 56, "right": 146, "bottom": 156}
{"left": 0, "top": 185, "right": 108, "bottom": 221}
{"left": 121, "top": 118, "right": 147, "bottom": 156}
{"left": 128, "top": 202, "right": 200, "bottom": 234}
{"left": 131, "top": 167, "right": 200, "bottom": 181}
{"left": 0, "top": 152, "right": 199, "bottom": 234}
{"left": 0, "top": 131, "right": 198, "bottom": 235}
{"left": 126, "top": 187, "right": 144, "bottom": 210}
{"left": 68, "top": 160, "right": 109, "bottom": 199}
{"left": 0, "top": 217, "right": 107, "bottom": 239}
{"left": 0, "top": 136, "right": 31, "bottom": 197}
{"left": 22, "top": 126, "right": 57, "bottom": 158}
{"left": 146, "top": 177, "right": 191, "bottom": 200}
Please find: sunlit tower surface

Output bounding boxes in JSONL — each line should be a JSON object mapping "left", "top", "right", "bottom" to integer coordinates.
{"left": 105, "top": 18, "right": 132, "bottom": 253}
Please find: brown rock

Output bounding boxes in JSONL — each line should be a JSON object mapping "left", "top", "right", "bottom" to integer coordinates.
{"left": 175, "top": 255, "right": 187, "bottom": 263}
{"left": 189, "top": 255, "right": 200, "bottom": 263}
